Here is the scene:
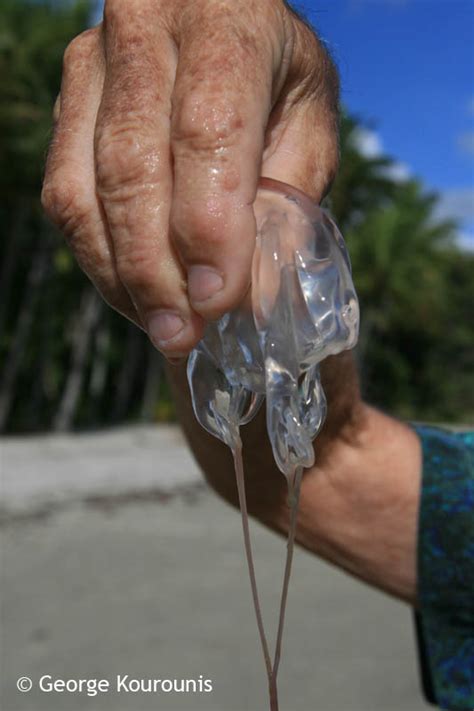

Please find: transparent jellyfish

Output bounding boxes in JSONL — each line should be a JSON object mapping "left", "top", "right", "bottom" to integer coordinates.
{"left": 186, "top": 178, "right": 360, "bottom": 711}
{"left": 187, "top": 177, "right": 359, "bottom": 479}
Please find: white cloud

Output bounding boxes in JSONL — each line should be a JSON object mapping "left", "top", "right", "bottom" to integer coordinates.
{"left": 383, "top": 161, "right": 411, "bottom": 182}
{"left": 436, "top": 187, "right": 474, "bottom": 223}
{"left": 435, "top": 189, "right": 474, "bottom": 252}
{"left": 457, "top": 131, "right": 474, "bottom": 157}
{"left": 352, "top": 127, "right": 384, "bottom": 157}
{"left": 456, "top": 230, "right": 474, "bottom": 252}
{"left": 352, "top": 127, "right": 411, "bottom": 181}
{"left": 352, "top": 130, "right": 474, "bottom": 248}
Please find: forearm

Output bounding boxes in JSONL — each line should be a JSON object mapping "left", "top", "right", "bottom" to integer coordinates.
{"left": 166, "top": 352, "right": 422, "bottom": 604}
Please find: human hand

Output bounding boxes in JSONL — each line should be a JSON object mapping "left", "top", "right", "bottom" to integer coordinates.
{"left": 42, "top": 0, "right": 339, "bottom": 360}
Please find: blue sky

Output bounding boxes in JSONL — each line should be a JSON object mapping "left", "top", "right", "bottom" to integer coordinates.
{"left": 93, "top": 0, "right": 473, "bottom": 245}
{"left": 294, "top": 0, "right": 474, "bottom": 245}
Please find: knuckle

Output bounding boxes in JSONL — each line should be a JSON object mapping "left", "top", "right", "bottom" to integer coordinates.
{"left": 62, "top": 37, "right": 80, "bottom": 68}
{"left": 290, "top": 15, "right": 339, "bottom": 111}
{"left": 42, "top": 181, "right": 113, "bottom": 285}
{"left": 172, "top": 95, "right": 244, "bottom": 154}
{"left": 95, "top": 119, "right": 157, "bottom": 199}
{"left": 41, "top": 177, "right": 90, "bottom": 238}
{"left": 290, "top": 10, "right": 319, "bottom": 56}
{"left": 63, "top": 28, "right": 98, "bottom": 70}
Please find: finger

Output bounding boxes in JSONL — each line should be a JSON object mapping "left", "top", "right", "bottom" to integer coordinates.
{"left": 262, "top": 99, "right": 339, "bottom": 204}
{"left": 95, "top": 0, "right": 204, "bottom": 356}
{"left": 41, "top": 28, "right": 142, "bottom": 328}
{"left": 169, "top": 8, "right": 278, "bottom": 320}
{"left": 262, "top": 26, "right": 340, "bottom": 202}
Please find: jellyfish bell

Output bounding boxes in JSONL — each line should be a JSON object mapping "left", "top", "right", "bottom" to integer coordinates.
{"left": 187, "top": 178, "right": 359, "bottom": 477}
{"left": 186, "top": 178, "right": 360, "bottom": 711}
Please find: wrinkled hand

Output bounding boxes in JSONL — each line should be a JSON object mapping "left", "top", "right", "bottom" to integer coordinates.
{"left": 42, "top": 0, "right": 339, "bottom": 359}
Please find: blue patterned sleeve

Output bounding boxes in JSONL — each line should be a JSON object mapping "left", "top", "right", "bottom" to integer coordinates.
{"left": 411, "top": 425, "right": 474, "bottom": 711}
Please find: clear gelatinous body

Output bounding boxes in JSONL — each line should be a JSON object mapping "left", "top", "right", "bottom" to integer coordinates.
{"left": 187, "top": 178, "right": 359, "bottom": 478}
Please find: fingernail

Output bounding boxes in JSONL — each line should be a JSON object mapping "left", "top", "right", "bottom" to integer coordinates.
{"left": 188, "top": 266, "right": 224, "bottom": 304}
{"left": 147, "top": 311, "right": 185, "bottom": 348}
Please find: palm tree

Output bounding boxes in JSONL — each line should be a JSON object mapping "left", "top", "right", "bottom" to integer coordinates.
{"left": 0, "top": 2, "right": 471, "bottom": 430}
{"left": 328, "top": 115, "right": 399, "bottom": 230}
{"left": 0, "top": 0, "right": 94, "bottom": 431}
{"left": 345, "top": 179, "right": 459, "bottom": 417}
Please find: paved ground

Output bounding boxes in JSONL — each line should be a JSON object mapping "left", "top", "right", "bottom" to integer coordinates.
{"left": 1, "top": 426, "right": 431, "bottom": 711}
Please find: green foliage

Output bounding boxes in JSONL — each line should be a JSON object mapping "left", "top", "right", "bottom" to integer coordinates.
{"left": 0, "top": 0, "right": 164, "bottom": 433}
{"left": 0, "top": 0, "right": 90, "bottom": 196}
{"left": 0, "top": 0, "right": 472, "bottom": 432}
{"left": 329, "top": 117, "right": 473, "bottom": 422}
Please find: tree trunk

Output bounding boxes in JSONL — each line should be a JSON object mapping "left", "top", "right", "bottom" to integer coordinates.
{"left": 140, "top": 344, "right": 162, "bottom": 421}
{"left": 0, "top": 245, "right": 49, "bottom": 431}
{"left": 25, "top": 302, "right": 53, "bottom": 430}
{"left": 111, "top": 323, "right": 144, "bottom": 422}
{"left": 0, "top": 205, "right": 28, "bottom": 339}
{"left": 89, "top": 318, "right": 110, "bottom": 398}
{"left": 52, "top": 288, "right": 102, "bottom": 432}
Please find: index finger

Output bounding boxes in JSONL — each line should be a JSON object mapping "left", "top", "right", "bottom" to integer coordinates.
{"left": 95, "top": 0, "right": 205, "bottom": 356}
